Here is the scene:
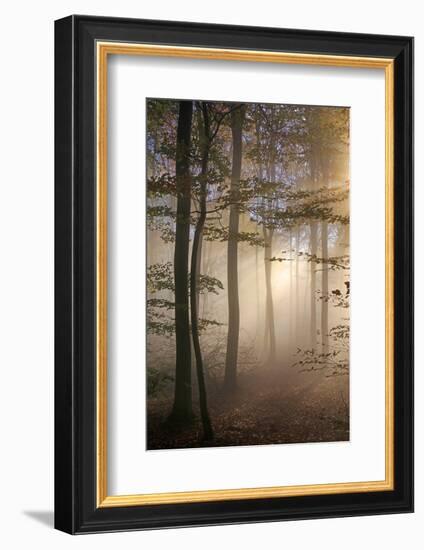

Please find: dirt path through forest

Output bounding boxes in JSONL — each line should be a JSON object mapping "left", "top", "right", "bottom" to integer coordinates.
{"left": 147, "top": 368, "right": 349, "bottom": 450}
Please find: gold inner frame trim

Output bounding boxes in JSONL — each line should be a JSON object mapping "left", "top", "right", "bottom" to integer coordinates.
{"left": 96, "top": 41, "right": 395, "bottom": 508}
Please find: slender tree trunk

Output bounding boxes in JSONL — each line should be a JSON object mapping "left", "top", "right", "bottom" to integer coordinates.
{"left": 289, "top": 228, "right": 293, "bottom": 346}
{"left": 170, "top": 100, "right": 193, "bottom": 423}
{"left": 321, "top": 220, "right": 329, "bottom": 354}
{"left": 320, "top": 158, "right": 330, "bottom": 355}
{"left": 264, "top": 227, "right": 276, "bottom": 364}
{"left": 255, "top": 223, "right": 260, "bottom": 343}
{"left": 190, "top": 104, "right": 213, "bottom": 441}
{"left": 295, "top": 225, "right": 300, "bottom": 346}
{"left": 224, "top": 105, "right": 245, "bottom": 393}
{"left": 303, "top": 252, "right": 309, "bottom": 343}
{"left": 263, "top": 139, "right": 277, "bottom": 365}
{"left": 309, "top": 142, "right": 320, "bottom": 351}
{"left": 254, "top": 114, "right": 267, "bottom": 356}
{"left": 310, "top": 221, "right": 318, "bottom": 349}
{"left": 262, "top": 225, "right": 270, "bottom": 352}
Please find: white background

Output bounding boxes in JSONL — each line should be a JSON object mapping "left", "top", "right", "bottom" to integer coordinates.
{"left": 0, "top": 1, "right": 421, "bottom": 548}
{"left": 108, "top": 57, "right": 386, "bottom": 495}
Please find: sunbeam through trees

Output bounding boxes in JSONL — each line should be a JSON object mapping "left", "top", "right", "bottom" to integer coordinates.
{"left": 146, "top": 98, "right": 350, "bottom": 450}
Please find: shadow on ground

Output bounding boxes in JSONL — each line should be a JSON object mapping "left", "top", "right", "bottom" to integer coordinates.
{"left": 23, "top": 510, "right": 54, "bottom": 528}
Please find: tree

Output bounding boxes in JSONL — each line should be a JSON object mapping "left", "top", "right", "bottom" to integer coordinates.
{"left": 295, "top": 224, "right": 301, "bottom": 345}
{"left": 294, "top": 273, "right": 350, "bottom": 377}
{"left": 189, "top": 102, "right": 213, "bottom": 440}
{"left": 248, "top": 103, "right": 297, "bottom": 364}
{"left": 288, "top": 106, "right": 350, "bottom": 354}
{"left": 308, "top": 129, "right": 319, "bottom": 350}
{"left": 224, "top": 104, "right": 246, "bottom": 392}
{"left": 318, "top": 108, "right": 349, "bottom": 355}
{"left": 170, "top": 100, "right": 194, "bottom": 423}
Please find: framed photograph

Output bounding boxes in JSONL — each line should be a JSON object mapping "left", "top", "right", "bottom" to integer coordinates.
{"left": 54, "top": 15, "right": 413, "bottom": 534}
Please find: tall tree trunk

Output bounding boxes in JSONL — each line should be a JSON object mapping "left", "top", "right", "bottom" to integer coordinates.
{"left": 303, "top": 251, "right": 309, "bottom": 340}
{"left": 264, "top": 227, "right": 276, "bottom": 364}
{"left": 289, "top": 228, "right": 293, "bottom": 346}
{"left": 170, "top": 100, "right": 193, "bottom": 423}
{"left": 295, "top": 225, "right": 300, "bottom": 346}
{"left": 320, "top": 157, "right": 330, "bottom": 355}
{"left": 309, "top": 141, "right": 320, "bottom": 351}
{"left": 262, "top": 224, "right": 270, "bottom": 352}
{"left": 255, "top": 223, "right": 260, "bottom": 344}
{"left": 254, "top": 114, "right": 266, "bottom": 355}
{"left": 321, "top": 220, "right": 329, "bottom": 354}
{"left": 310, "top": 221, "right": 318, "bottom": 349}
{"left": 190, "top": 103, "right": 213, "bottom": 441}
{"left": 224, "top": 105, "right": 245, "bottom": 393}
{"left": 263, "top": 136, "right": 277, "bottom": 365}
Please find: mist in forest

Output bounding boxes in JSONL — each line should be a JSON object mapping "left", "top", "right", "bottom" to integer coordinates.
{"left": 146, "top": 98, "right": 350, "bottom": 450}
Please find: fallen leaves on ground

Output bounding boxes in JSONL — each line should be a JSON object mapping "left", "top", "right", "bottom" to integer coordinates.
{"left": 147, "top": 367, "right": 349, "bottom": 450}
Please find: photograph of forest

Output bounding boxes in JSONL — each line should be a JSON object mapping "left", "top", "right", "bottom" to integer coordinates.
{"left": 146, "top": 98, "right": 350, "bottom": 450}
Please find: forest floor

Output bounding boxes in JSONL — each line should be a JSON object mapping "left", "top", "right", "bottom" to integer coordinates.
{"left": 147, "top": 367, "right": 349, "bottom": 450}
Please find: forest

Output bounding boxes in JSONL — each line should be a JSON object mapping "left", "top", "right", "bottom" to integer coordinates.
{"left": 146, "top": 98, "right": 350, "bottom": 450}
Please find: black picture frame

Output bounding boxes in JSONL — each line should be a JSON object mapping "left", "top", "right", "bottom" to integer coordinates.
{"left": 55, "top": 14, "right": 413, "bottom": 534}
